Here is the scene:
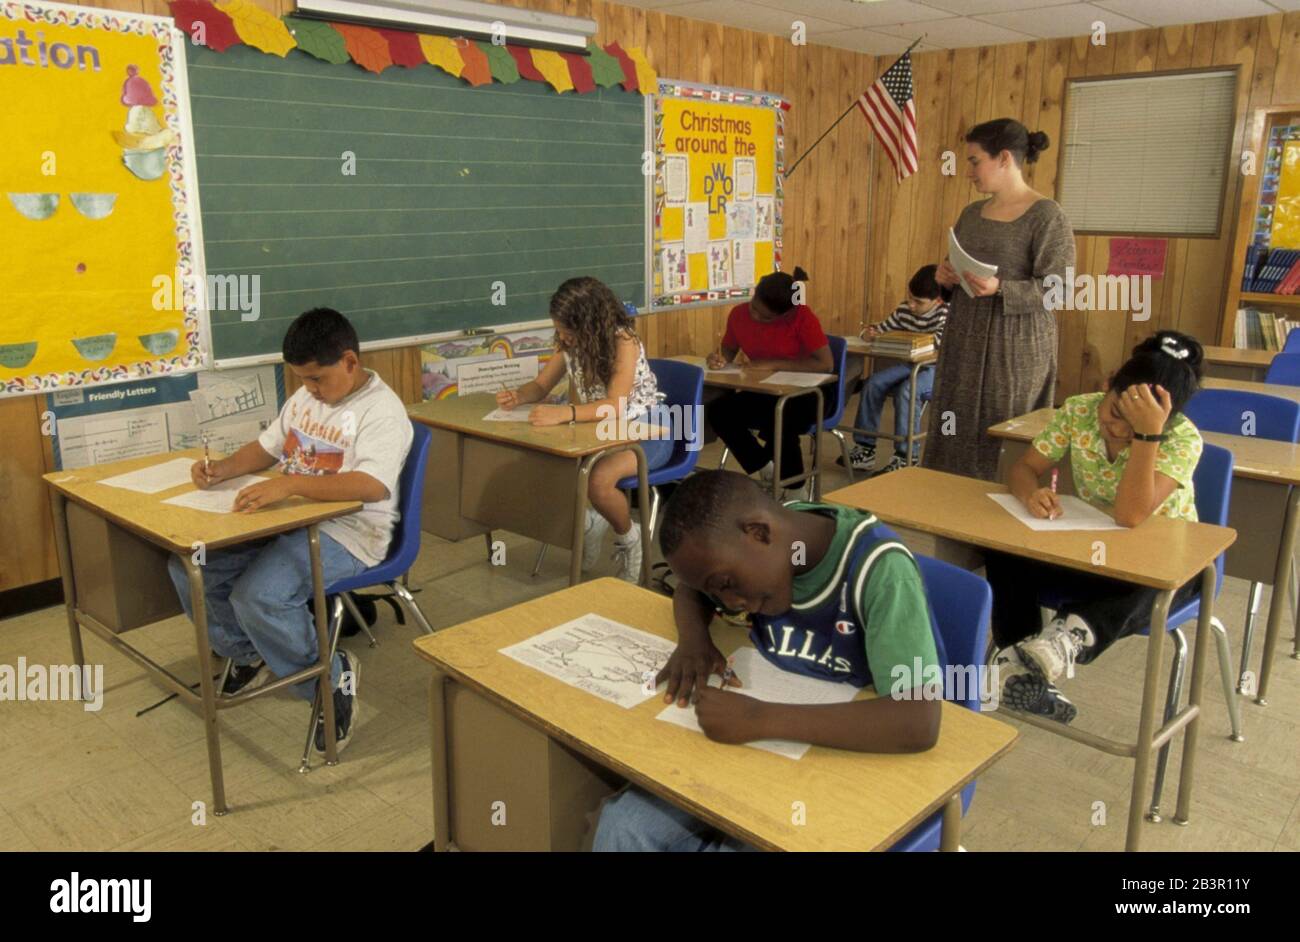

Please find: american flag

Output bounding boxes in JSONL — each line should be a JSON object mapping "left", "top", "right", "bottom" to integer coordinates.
{"left": 857, "top": 52, "right": 918, "bottom": 182}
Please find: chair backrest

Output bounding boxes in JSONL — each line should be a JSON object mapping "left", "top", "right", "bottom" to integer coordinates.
{"left": 1192, "top": 441, "right": 1233, "bottom": 587}
{"left": 806, "top": 334, "right": 848, "bottom": 432}
{"left": 1284, "top": 332, "right": 1300, "bottom": 355}
{"left": 1184, "top": 388, "right": 1300, "bottom": 443}
{"left": 383, "top": 421, "right": 434, "bottom": 574}
{"left": 1265, "top": 352, "right": 1300, "bottom": 386}
{"left": 914, "top": 554, "right": 992, "bottom": 714}
{"left": 647, "top": 357, "right": 704, "bottom": 470}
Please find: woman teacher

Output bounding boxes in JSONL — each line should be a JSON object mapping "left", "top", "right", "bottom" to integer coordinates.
{"left": 925, "top": 118, "right": 1076, "bottom": 481}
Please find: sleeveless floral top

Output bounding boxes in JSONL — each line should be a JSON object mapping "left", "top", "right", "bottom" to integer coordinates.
{"left": 564, "top": 331, "right": 660, "bottom": 419}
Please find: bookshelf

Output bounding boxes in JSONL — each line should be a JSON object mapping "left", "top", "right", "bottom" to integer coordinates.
{"left": 1220, "top": 103, "right": 1300, "bottom": 348}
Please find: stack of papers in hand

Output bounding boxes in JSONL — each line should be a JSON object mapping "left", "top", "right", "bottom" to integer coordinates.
{"left": 949, "top": 228, "right": 998, "bottom": 298}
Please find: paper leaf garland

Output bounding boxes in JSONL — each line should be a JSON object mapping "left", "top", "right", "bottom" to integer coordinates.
{"left": 283, "top": 16, "right": 349, "bottom": 64}
{"left": 561, "top": 51, "right": 595, "bottom": 94}
{"left": 216, "top": 0, "right": 296, "bottom": 57}
{"left": 626, "top": 48, "right": 656, "bottom": 94}
{"left": 378, "top": 28, "right": 425, "bottom": 68}
{"left": 171, "top": 0, "right": 241, "bottom": 53}
{"left": 420, "top": 34, "right": 463, "bottom": 78}
{"left": 481, "top": 42, "right": 520, "bottom": 84}
{"left": 455, "top": 39, "right": 492, "bottom": 87}
{"left": 332, "top": 23, "right": 393, "bottom": 74}
{"left": 530, "top": 49, "right": 573, "bottom": 93}
{"left": 506, "top": 44, "right": 545, "bottom": 83}
{"left": 587, "top": 42, "right": 625, "bottom": 89}
{"left": 602, "top": 41, "right": 638, "bottom": 92}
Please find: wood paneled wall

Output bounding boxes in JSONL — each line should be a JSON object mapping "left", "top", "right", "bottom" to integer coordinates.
{"left": 4, "top": 1, "right": 1299, "bottom": 592}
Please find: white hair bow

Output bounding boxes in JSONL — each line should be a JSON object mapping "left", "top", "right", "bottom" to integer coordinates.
{"left": 1160, "top": 337, "right": 1189, "bottom": 360}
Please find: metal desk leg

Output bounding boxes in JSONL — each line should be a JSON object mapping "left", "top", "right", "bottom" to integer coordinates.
{"left": 428, "top": 670, "right": 450, "bottom": 851}
{"left": 773, "top": 387, "right": 825, "bottom": 501}
{"left": 1125, "top": 588, "right": 1172, "bottom": 852}
{"left": 905, "top": 361, "right": 921, "bottom": 466}
{"left": 939, "top": 793, "right": 962, "bottom": 852}
{"left": 1257, "top": 488, "right": 1300, "bottom": 704}
{"left": 180, "top": 554, "right": 228, "bottom": 816}
{"left": 48, "top": 493, "right": 86, "bottom": 681}
{"left": 308, "top": 524, "right": 338, "bottom": 766}
{"left": 1173, "top": 564, "right": 1217, "bottom": 827}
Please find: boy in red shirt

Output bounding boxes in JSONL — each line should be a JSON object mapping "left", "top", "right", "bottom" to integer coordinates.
{"left": 705, "top": 267, "right": 832, "bottom": 486}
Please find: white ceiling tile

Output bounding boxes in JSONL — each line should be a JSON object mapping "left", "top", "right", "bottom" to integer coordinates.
{"left": 919, "top": 0, "right": 1083, "bottom": 13}
{"left": 612, "top": 0, "right": 700, "bottom": 9}
{"left": 870, "top": 14, "right": 1037, "bottom": 45}
{"left": 1264, "top": 0, "right": 1300, "bottom": 11}
{"left": 749, "top": 0, "right": 956, "bottom": 28}
{"left": 1093, "top": 0, "right": 1280, "bottom": 25}
{"left": 977, "top": 2, "right": 1148, "bottom": 36}
{"left": 656, "top": 0, "right": 853, "bottom": 35}
{"left": 810, "top": 26, "right": 944, "bottom": 51}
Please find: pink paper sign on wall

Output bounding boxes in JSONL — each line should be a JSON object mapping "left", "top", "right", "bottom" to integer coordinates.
{"left": 1107, "top": 238, "right": 1168, "bottom": 278}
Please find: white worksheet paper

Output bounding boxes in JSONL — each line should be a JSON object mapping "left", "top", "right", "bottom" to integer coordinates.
{"left": 762, "top": 371, "right": 832, "bottom": 387}
{"left": 707, "top": 364, "right": 744, "bottom": 374}
{"left": 499, "top": 613, "right": 676, "bottom": 708}
{"left": 664, "top": 155, "right": 688, "bottom": 206}
{"left": 161, "top": 475, "right": 269, "bottom": 514}
{"left": 987, "top": 492, "right": 1125, "bottom": 531}
{"left": 684, "top": 202, "right": 709, "bottom": 254}
{"left": 482, "top": 405, "right": 535, "bottom": 422}
{"left": 656, "top": 648, "right": 858, "bottom": 759}
{"left": 948, "top": 228, "right": 999, "bottom": 298}
{"left": 97, "top": 457, "right": 195, "bottom": 494}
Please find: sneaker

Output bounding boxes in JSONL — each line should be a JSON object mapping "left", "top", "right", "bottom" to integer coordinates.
{"left": 992, "top": 645, "right": 1035, "bottom": 703}
{"left": 1018, "top": 614, "right": 1095, "bottom": 683}
{"left": 612, "top": 523, "right": 643, "bottom": 583}
{"left": 582, "top": 506, "right": 611, "bottom": 572}
{"left": 873, "top": 454, "right": 906, "bottom": 476}
{"left": 836, "top": 444, "right": 876, "bottom": 471}
{"left": 221, "top": 658, "right": 268, "bottom": 697}
{"left": 1003, "top": 670, "right": 1078, "bottom": 724}
{"left": 315, "top": 650, "right": 360, "bottom": 756}
{"left": 757, "top": 461, "right": 775, "bottom": 486}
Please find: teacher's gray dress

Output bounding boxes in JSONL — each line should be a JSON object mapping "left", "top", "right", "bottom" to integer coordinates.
{"left": 923, "top": 198, "right": 1075, "bottom": 481}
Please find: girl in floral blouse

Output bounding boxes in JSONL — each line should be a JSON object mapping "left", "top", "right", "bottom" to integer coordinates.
{"left": 985, "top": 331, "right": 1205, "bottom": 722}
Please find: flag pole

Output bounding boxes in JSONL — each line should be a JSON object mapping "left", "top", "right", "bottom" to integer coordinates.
{"left": 786, "top": 35, "right": 924, "bottom": 179}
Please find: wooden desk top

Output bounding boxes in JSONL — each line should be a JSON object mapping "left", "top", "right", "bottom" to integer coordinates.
{"left": 407, "top": 393, "right": 666, "bottom": 459}
{"left": 412, "top": 578, "right": 1018, "bottom": 852}
{"left": 844, "top": 336, "right": 939, "bottom": 364}
{"left": 1203, "top": 377, "right": 1300, "bottom": 404}
{"left": 43, "top": 449, "right": 361, "bottom": 554}
{"left": 825, "top": 468, "right": 1235, "bottom": 590}
{"left": 988, "top": 409, "right": 1300, "bottom": 485}
{"left": 670, "top": 355, "right": 837, "bottom": 397}
{"left": 1203, "top": 346, "right": 1275, "bottom": 369}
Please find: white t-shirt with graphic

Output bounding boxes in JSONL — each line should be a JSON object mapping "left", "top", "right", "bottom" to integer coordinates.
{"left": 258, "top": 370, "right": 413, "bottom": 567}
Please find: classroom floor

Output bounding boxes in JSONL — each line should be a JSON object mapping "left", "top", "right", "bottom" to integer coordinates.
{"left": 2, "top": 431, "right": 1299, "bottom": 852}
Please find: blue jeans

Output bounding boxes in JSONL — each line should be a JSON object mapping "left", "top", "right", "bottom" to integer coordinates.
{"left": 593, "top": 787, "right": 753, "bottom": 852}
{"left": 853, "top": 363, "right": 933, "bottom": 459}
{"left": 167, "top": 529, "right": 367, "bottom": 700}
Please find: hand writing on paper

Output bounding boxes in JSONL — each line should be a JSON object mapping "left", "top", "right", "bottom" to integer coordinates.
{"left": 656, "top": 638, "right": 740, "bottom": 707}
{"left": 528, "top": 404, "right": 571, "bottom": 427}
{"left": 1116, "top": 383, "right": 1171, "bottom": 437}
{"left": 936, "top": 260, "right": 960, "bottom": 288}
{"left": 495, "top": 388, "right": 520, "bottom": 409}
{"left": 694, "top": 687, "right": 768, "bottom": 744}
{"left": 191, "top": 459, "right": 229, "bottom": 490}
{"left": 963, "top": 272, "right": 1000, "bottom": 297}
{"left": 705, "top": 351, "right": 728, "bottom": 370}
{"left": 233, "top": 476, "right": 296, "bottom": 513}
{"left": 1024, "top": 486, "right": 1062, "bottom": 520}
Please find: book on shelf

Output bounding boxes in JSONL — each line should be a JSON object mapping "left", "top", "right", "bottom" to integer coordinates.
{"left": 1233, "top": 307, "right": 1294, "bottom": 350}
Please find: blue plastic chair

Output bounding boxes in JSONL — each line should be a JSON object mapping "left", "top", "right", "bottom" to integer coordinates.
{"left": 807, "top": 335, "right": 855, "bottom": 492}
{"left": 1264, "top": 352, "right": 1300, "bottom": 386}
{"left": 616, "top": 358, "right": 706, "bottom": 542}
{"left": 1032, "top": 443, "right": 1237, "bottom": 821}
{"left": 1183, "top": 388, "right": 1300, "bottom": 701}
{"left": 1283, "top": 332, "right": 1300, "bottom": 355}
{"left": 300, "top": 420, "right": 434, "bottom": 769}
{"left": 890, "top": 552, "right": 992, "bottom": 852}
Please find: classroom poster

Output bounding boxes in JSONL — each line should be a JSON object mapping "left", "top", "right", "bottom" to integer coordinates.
{"left": 419, "top": 327, "right": 557, "bottom": 400}
{"left": 1, "top": 1, "right": 207, "bottom": 398}
{"left": 651, "top": 79, "right": 786, "bottom": 308}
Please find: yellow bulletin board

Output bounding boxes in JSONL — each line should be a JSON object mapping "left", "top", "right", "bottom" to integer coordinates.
{"left": 1, "top": 0, "right": 207, "bottom": 397}
{"left": 1270, "top": 139, "right": 1300, "bottom": 250}
{"left": 650, "top": 79, "right": 786, "bottom": 309}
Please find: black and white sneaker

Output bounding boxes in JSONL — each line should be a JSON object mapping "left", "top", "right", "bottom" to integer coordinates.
{"left": 873, "top": 454, "right": 907, "bottom": 476}
{"left": 221, "top": 658, "right": 268, "bottom": 697}
{"left": 836, "top": 444, "right": 876, "bottom": 471}
{"left": 1004, "top": 650, "right": 1078, "bottom": 724}
{"left": 315, "top": 650, "right": 360, "bottom": 756}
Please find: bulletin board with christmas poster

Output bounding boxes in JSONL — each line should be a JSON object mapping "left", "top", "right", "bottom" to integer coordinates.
{"left": 649, "top": 79, "right": 787, "bottom": 309}
{"left": 0, "top": 0, "right": 208, "bottom": 397}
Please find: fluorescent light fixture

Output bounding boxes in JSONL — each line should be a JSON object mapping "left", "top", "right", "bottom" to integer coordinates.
{"left": 295, "top": 0, "right": 598, "bottom": 53}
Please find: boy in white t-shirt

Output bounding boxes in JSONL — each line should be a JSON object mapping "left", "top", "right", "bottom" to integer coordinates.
{"left": 167, "top": 308, "right": 413, "bottom": 755}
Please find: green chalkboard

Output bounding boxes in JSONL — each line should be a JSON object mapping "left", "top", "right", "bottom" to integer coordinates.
{"left": 186, "top": 43, "right": 647, "bottom": 364}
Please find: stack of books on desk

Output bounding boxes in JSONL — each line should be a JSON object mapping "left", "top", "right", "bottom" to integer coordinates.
{"left": 867, "top": 331, "right": 936, "bottom": 358}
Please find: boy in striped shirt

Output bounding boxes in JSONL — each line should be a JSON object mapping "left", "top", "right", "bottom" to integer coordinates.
{"left": 592, "top": 470, "right": 941, "bottom": 852}
{"left": 844, "top": 264, "right": 950, "bottom": 474}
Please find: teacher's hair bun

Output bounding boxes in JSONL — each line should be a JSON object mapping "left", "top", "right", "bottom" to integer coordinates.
{"left": 1025, "top": 131, "right": 1050, "bottom": 164}
{"left": 792, "top": 266, "right": 810, "bottom": 282}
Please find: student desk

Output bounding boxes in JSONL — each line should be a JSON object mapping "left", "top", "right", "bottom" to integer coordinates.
{"left": 670, "top": 355, "right": 834, "bottom": 500}
{"left": 841, "top": 336, "right": 938, "bottom": 470}
{"left": 1202, "top": 346, "right": 1275, "bottom": 382}
{"left": 412, "top": 577, "right": 1018, "bottom": 852}
{"left": 408, "top": 393, "right": 652, "bottom": 587}
{"left": 990, "top": 409, "right": 1300, "bottom": 707}
{"left": 824, "top": 468, "right": 1235, "bottom": 852}
{"left": 1203, "top": 376, "right": 1300, "bottom": 404}
{"left": 43, "top": 449, "right": 361, "bottom": 815}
